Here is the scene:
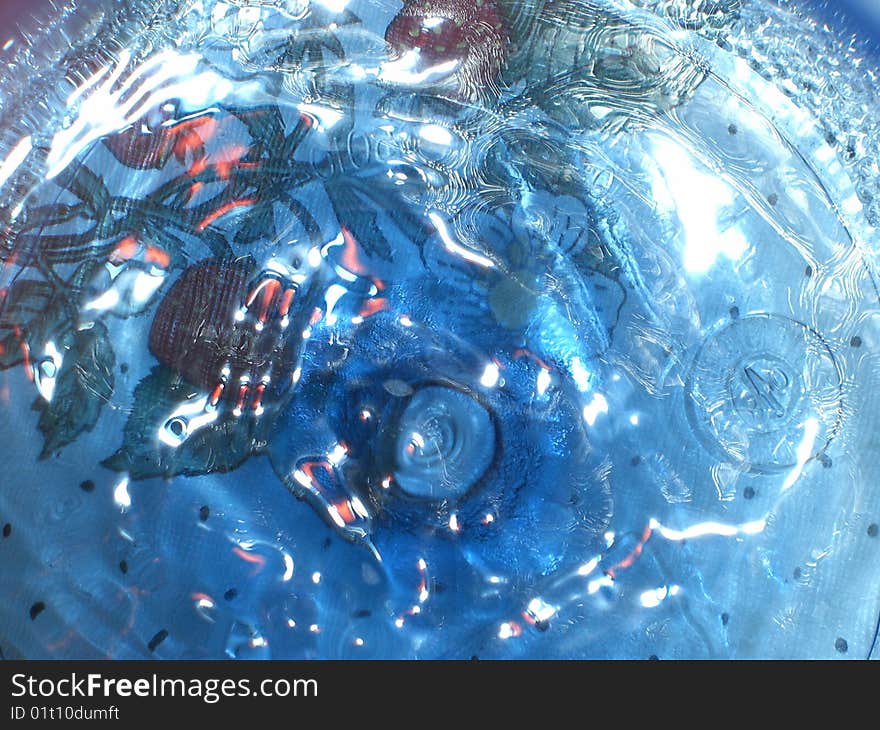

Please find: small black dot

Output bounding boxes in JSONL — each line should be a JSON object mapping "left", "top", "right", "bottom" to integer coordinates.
{"left": 743, "top": 487, "right": 756, "bottom": 500}
{"left": 29, "top": 602, "right": 46, "bottom": 620}
{"left": 352, "top": 609, "right": 371, "bottom": 619}
{"left": 198, "top": 505, "right": 210, "bottom": 522}
{"left": 805, "top": 265, "right": 813, "bottom": 278}
{"left": 224, "top": 588, "right": 238, "bottom": 601}
{"left": 835, "top": 637, "right": 848, "bottom": 654}
{"left": 767, "top": 193, "right": 779, "bottom": 206}
{"left": 867, "top": 523, "right": 878, "bottom": 538}
{"left": 119, "top": 560, "right": 128, "bottom": 575}
{"left": 793, "top": 567, "right": 802, "bottom": 579}
{"left": 322, "top": 537, "right": 332, "bottom": 550}
{"left": 80, "top": 480, "right": 95, "bottom": 493}
{"left": 729, "top": 306, "right": 740, "bottom": 320}
{"left": 721, "top": 612, "right": 729, "bottom": 626}
{"left": 819, "top": 453, "right": 833, "bottom": 469}
{"left": 120, "top": 363, "right": 129, "bottom": 373}
{"left": 728, "top": 124, "right": 738, "bottom": 135}
{"left": 148, "top": 629, "right": 169, "bottom": 652}
{"left": 631, "top": 455, "right": 642, "bottom": 467}
{"left": 850, "top": 335, "right": 862, "bottom": 348}
{"left": 648, "top": 654, "right": 660, "bottom": 661}
{"left": 2, "top": 523, "right": 10, "bottom": 538}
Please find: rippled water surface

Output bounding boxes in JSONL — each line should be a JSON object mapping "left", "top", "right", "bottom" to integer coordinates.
{"left": 1, "top": 0, "right": 879, "bottom": 659}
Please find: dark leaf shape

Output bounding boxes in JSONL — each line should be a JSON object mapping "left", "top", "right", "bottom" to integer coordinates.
{"left": 279, "top": 194, "right": 322, "bottom": 246}
{"left": 325, "top": 181, "right": 394, "bottom": 262}
{"left": 198, "top": 228, "right": 235, "bottom": 258}
{"left": 326, "top": 177, "right": 436, "bottom": 265}
{"left": 280, "top": 119, "right": 311, "bottom": 160}
{"left": 102, "top": 365, "right": 261, "bottom": 480}
{"left": 224, "top": 104, "right": 285, "bottom": 153}
{"left": 236, "top": 201, "right": 276, "bottom": 245}
{"left": 320, "top": 33, "right": 346, "bottom": 61}
{"left": 0, "top": 278, "right": 55, "bottom": 329}
{"left": 51, "top": 160, "right": 111, "bottom": 217}
{"left": 35, "top": 322, "right": 115, "bottom": 459}
{"left": 0, "top": 330, "right": 24, "bottom": 369}
{"left": 355, "top": 178, "right": 435, "bottom": 250}
{"left": 18, "top": 202, "right": 89, "bottom": 232}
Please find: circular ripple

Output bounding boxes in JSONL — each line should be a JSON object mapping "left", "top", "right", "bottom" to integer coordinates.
{"left": 685, "top": 313, "right": 844, "bottom": 472}
{"left": 390, "top": 386, "right": 495, "bottom": 501}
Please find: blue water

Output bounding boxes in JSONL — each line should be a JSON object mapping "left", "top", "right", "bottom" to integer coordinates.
{"left": 0, "top": 0, "right": 879, "bottom": 659}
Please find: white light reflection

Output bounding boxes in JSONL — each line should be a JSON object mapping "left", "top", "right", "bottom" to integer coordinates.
{"left": 480, "top": 362, "right": 500, "bottom": 388}
{"left": 527, "top": 598, "right": 557, "bottom": 624}
{"left": 781, "top": 418, "right": 820, "bottom": 491}
{"left": 498, "top": 622, "right": 520, "bottom": 640}
{"left": 326, "top": 442, "right": 348, "bottom": 467}
{"left": 47, "top": 49, "right": 218, "bottom": 179}
{"left": 307, "top": 246, "right": 322, "bottom": 268}
{"left": 428, "top": 211, "right": 495, "bottom": 268}
{"left": 33, "top": 341, "right": 64, "bottom": 402}
{"left": 582, "top": 393, "right": 609, "bottom": 426}
{"left": 379, "top": 51, "right": 460, "bottom": 87}
{"left": 130, "top": 270, "right": 166, "bottom": 304}
{"left": 282, "top": 554, "right": 294, "bottom": 582}
{"left": 536, "top": 369, "right": 552, "bottom": 395}
{"left": 639, "top": 585, "right": 680, "bottom": 609}
{"left": 297, "top": 102, "right": 344, "bottom": 131}
{"left": 0, "top": 135, "right": 32, "bottom": 189}
{"left": 83, "top": 288, "right": 121, "bottom": 313}
{"left": 577, "top": 557, "right": 600, "bottom": 576}
{"left": 649, "top": 517, "right": 766, "bottom": 541}
{"left": 571, "top": 357, "right": 592, "bottom": 392}
{"left": 650, "top": 136, "right": 748, "bottom": 274}
{"left": 418, "top": 123, "right": 454, "bottom": 147}
{"left": 323, "top": 283, "right": 348, "bottom": 326}
{"left": 113, "top": 477, "right": 131, "bottom": 511}
{"left": 157, "top": 395, "right": 218, "bottom": 447}
{"left": 587, "top": 574, "right": 614, "bottom": 594}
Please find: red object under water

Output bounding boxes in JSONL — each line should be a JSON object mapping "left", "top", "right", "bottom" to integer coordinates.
{"left": 103, "top": 113, "right": 216, "bottom": 170}
{"left": 148, "top": 258, "right": 293, "bottom": 402}
{"left": 384, "top": 0, "right": 509, "bottom": 99}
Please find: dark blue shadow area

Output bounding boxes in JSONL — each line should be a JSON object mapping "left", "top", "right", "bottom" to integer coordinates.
{"left": 808, "top": 0, "right": 880, "bottom": 59}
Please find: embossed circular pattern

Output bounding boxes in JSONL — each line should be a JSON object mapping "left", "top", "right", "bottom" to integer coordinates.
{"left": 685, "top": 313, "right": 844, "bottom": 472}
{"left": 390, "top": 386, "right": 495, "bottom": 501}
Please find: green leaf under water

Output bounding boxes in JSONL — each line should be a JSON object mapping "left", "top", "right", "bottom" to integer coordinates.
{"left": 102, "top": 365, "right": 263, "bottom": 479}
{"left": 35, "top": 322, "right": 115, "bottom": 459}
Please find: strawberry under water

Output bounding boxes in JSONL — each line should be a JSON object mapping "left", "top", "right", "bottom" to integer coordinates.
{"left": 384, "top": 0, "right": 509, "bottom": 99}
